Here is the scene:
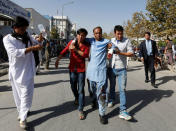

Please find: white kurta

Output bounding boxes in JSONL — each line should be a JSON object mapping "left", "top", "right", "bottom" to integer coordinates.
{"left": 3, "top": 34, "right": 38, "bottom": 121}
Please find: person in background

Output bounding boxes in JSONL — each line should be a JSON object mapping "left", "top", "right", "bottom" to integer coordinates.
{"left": 165, "top": 37, "right": 175, "bottom": 71}
{"left": 139, "top": 32, "right": 159, "bottom": 88}
{"left": 45, "top": 40, "right": 51, "bottom": 70}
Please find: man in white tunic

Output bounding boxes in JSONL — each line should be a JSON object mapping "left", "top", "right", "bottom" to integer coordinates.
{"left": 3, "top": 16, "right": 43, "bottom": 129}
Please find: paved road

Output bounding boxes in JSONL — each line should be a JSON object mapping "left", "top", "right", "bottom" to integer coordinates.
{"left": 0, "top": 58, "right": 176, "bottom": 131}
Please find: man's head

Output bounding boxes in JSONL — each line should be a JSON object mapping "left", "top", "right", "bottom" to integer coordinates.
{"left": 93, "top": 26, "right": 102, "bottom": 41}
{"left": 144, "top": 32, "right": 151, "bottom": 40}
{"left": 76, "top": 28, "right": 88, "bottom": 43}
{"left": 12, "top": 16, "right": 29, "bottom": 35}
{"left": 114, "top": 25, "right": 124, "bottom": 41}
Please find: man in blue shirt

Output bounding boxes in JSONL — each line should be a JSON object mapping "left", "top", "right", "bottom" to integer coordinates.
{"left": 86, "top": 26, "right": 112, "bottom": 124}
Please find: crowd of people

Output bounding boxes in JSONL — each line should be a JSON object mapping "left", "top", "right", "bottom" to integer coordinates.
{"left": 2, "top": 16, "right": 176, "bottom": 129}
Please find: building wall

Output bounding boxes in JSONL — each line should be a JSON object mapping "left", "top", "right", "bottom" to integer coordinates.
{"left": 0, "top": 0, "right": 30, "bottom": 21}
{"left": 51, "top": 16, "right": 72, "bottom": 41}
{"left": 26, "top": 8, "right": 50, "bottom": 37}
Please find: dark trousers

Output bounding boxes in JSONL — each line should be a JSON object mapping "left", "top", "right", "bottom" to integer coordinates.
{"left": 144, "top": 56, "right": 156, "bottom": 84}
{"left": 33, "top": 51, "right": 40, "bottom": 67}
{"left": 69, "top": 72, "right": 85, "bottom": 111}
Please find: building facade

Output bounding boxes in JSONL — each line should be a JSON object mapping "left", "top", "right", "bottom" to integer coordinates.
{"left": 26, "top": 8, "right": 50, "bottom": 37}
{"left": 0, "top": 0, "right": 31, "bottom": 62}
{"left": 50, "top": 16, "right": 72, "bottom": 42}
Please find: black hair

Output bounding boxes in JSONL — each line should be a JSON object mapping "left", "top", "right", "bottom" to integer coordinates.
{"left": 12, "top": 16, "right": 29, "bottom": 28}
{"left": 114, "top": 25, "right": 124, "bottom": 33}
{"left": 77, "top": 28, "right": 88, "bottom": 36}
{"left": 144, "top": 32, "right": 151, "bottom": 36}
{"left": 93, "top": 26, "right": 102, "bottom": 33}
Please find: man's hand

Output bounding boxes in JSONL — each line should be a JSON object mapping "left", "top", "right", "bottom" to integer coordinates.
{"left": 141, "top": 57, "right": 144, "bottom": 62}
{"left": 107, "top": 43, "right": 112, "bottom": 49}
{"left": 33, "top": 44, "right": 43, "bottom": 51}
{"left": 114, "top": 47, "right": 120, "bottom": 54}
{"left": 25, "top": 44, "right": 43, "bottom": 54}
{"left": 69, "top": 43, "right": 75, "bottom": 51}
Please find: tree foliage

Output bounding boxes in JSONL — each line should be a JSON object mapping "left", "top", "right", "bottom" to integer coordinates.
{"left": 102, "top": 31, "right": 114, "bottom": 39}
{"left": 50, "top": 27, "right": 60, "bottom": 39}
{"left": 70, "top": 30, "right": 77, "bottom": 37}
{"left": 124, "top": 0, "right": 176, "bottom": 38}
{"left": 124, "top": 12, "right": 148, "bottom": 43}
{"left": 146, "top": 0, "right": 176, "bottom": 37}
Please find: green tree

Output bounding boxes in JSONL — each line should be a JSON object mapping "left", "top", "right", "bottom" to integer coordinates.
{"left": 50, "top": 27, "right": 60, "bottom": 39}
{"left": 158, "top": 41, "right": 166, "bottom": 47}
{"left": 146, "top": 0, "right": 176, "bottom": 37}
{"left": 102, "top": 31, "right": 114, "bottom": 39}
{"left": 71, "top": 30, "right": 76, "bottom": 37}
{"left": 124, "top": 12, "right": 148, "bottom": 43}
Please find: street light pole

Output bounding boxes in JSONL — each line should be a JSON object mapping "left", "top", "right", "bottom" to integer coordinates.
{"left": 61, "top": 1, "right": 74, "bottom": 40}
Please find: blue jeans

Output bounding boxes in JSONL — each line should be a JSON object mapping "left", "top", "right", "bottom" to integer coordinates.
{"left": 69, "top": 72, "right": 85, "bottom": 111}
{"left": 107, "top": 67, "right": 116, "bottom": 101}
{"left": 108, "top": 68, "right": 127, "bottom": 112}
{"left": 89, "top": 80, "right": 108, "bottom": 116}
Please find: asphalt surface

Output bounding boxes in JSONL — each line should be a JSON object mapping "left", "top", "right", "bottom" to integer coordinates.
{"left": 0, "top": 58, "right": 176, "bottom": 131}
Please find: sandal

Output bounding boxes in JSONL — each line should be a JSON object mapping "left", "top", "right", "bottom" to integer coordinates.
{"left": 79, "top": 111, "right": 85, "bottom": 120}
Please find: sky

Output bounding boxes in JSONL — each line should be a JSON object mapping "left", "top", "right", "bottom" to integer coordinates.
{"left": 12, "top": 0, "right": 147, "bottom": 37}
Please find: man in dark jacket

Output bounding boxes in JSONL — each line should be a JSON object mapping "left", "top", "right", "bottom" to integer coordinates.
{"left": 139, "top": 32, "right": 158, "bottom": 88}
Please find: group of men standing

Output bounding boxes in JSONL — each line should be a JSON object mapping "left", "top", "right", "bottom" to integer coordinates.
{"left": 3, "top": 15, "right": 159, "bottom": 129}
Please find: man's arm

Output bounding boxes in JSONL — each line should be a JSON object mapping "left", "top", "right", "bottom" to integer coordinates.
{"left": 113, "top": 40, "right": 133, "bottom": 57}
{"left": 153, "top": 41, "right": 159, "bottom": 57}
{"left": 30, "top": 34, "right": 43, "bottom": 45}
{"left": 25, "top": 45, "right": 43, "bottom": 54}
{"left": 73, "top": 47, "right": 90, "bottom": 58}
{"left": 55, "top": 41, "right": 71, "bottom": 68}
{"left": 139, "top": 42, "right": 144, "bottom": 61}
{"left": 115, "top": 51, "right": 133, "bottom": 57}
{"left": 3, "top": 36, "right": 42, "bottom": 58}
{"left": 69, "top": 40, "right": 90, "bottom": 58}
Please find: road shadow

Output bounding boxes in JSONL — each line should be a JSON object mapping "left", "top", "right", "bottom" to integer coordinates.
{"left": 156, "top": 76, "right": 176, "bottom": 86}
{"left": 27, "top": 96, "right": 92, "bottom": 129}
{"left": 130, "top": 64, "right": 143, "bottom": 68}
{"left": 107, "top": 89, "right": 174, "bottom": 122}
{"left": 0, "top": 79, "right": 8, "bottom": 83}
{"left": 35, "top": 80, "right": 70, "bottom": 88}
{"left": 127, "top": 65, "right": 143, "bottom": 72}
{"left": 0, "top": 107, "right": 16, "bottom": 110}
{"left": 39, "top": 69, "right": 68, "bottom": 76}
{"left": 43, "top": 66, "right": 68, "bottom": 71}
{"left": 0, "top": 85, "right": 11, "bottom": 92}
{"left": 127, "top": 67, "right": 142, "bottom": 72}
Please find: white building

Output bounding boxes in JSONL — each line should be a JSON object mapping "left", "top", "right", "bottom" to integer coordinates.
{"left": 72, "top": 23, "right": 76, "bottom": 31}
{"left": 50, "top": 16, "right": 72, "bottom": 41}
{"left": 25, "top": 8, "right": 50, "bottom": 37}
